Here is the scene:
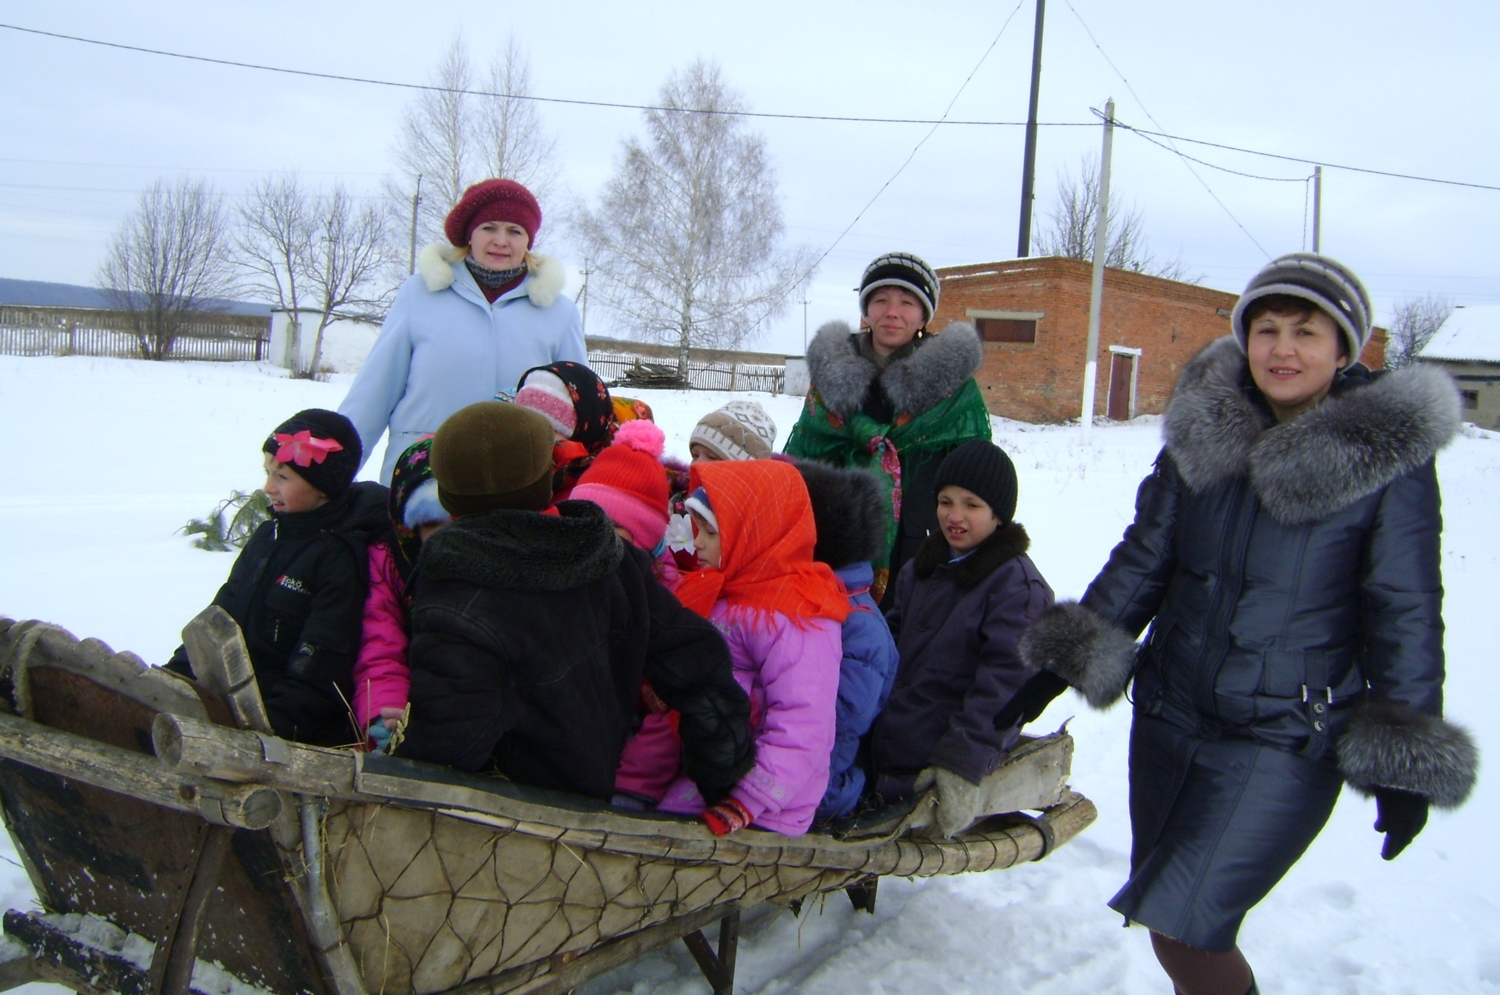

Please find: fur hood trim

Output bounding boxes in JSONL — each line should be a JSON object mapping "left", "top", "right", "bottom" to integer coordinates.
{"left": 1018, "top": 601, "right": 1137, "bottom": 709}
{"left": 417, "top": 241, "right": 567, "bottom": 307}
{"left": 912, "top": 521, "right": 1030, "bottom": 588}
{"left": 791, "top": 459, "right": 887, "bottom": 568}
{"left": 419, "top": 500, "right": 622, "bottom": 592}
{"left": 1164, "top": 336, "right": 1460, "bottom": 524}
{"left": 805, "top": 320, "right": 985, "bottom": 419}
{"left": 1336, "top": 699, "right": 1478, "bottom": 809}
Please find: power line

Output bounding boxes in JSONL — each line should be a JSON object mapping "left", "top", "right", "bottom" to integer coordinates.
{"left": 753, "top": 0, "right": 1029, "bottom": 326}
{"left": 0, "top": 155, "right": 384, "bottom": 176}
{"left": 1062, "top": 1, "right": 1271, "bottom": 258}
{"left": 4, "top": 21, "right": 1494, "bottom": 196}
{"left": 0, "top": 21, "right": 1091, "bottom": 129}
{"left": 1116, "top": 124, "right": 1500, "bottom": 193}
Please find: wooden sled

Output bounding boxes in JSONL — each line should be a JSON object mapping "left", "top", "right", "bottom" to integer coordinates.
{"left": 0, "top": 611, "right": 1095, "bottom": 995}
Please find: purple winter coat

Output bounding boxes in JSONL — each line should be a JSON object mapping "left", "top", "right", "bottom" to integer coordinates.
{"left": 657, "top": 604, "right": 843, "bottom": 836}
{"left": 870, "top": 523, "right": 1053, "bottom": 800}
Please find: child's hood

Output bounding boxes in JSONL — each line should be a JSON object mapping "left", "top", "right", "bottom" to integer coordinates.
{"left": 418, "top": 499, "right": 623, "bottom": 592}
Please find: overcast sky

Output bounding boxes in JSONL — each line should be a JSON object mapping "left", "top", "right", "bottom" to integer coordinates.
{"left": 2, "top": 0, "right": 1497, "bottom": 355}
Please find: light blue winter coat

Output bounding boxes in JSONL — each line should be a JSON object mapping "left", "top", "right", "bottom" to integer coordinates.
{"left": 339, "top": 242, "right": 587, "bottom": 482}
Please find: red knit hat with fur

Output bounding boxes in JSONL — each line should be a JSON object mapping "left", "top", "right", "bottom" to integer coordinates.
{"left": 570, "top": 420, "right": 671, "bottom": 550}
{"left": 444, "top": 179, "right": 542, "bottom": 248}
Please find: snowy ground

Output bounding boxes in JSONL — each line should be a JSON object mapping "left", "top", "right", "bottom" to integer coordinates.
{"left": 0, "top": 354, "right": 1496, "bottom": 994}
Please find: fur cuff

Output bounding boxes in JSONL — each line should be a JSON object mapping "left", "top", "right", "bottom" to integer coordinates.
{"left": 1336, "top": 700, "right": 1478, "bottom": 809}
{"left": 1018, "top": 601, "right": 1137, "bottom": 709}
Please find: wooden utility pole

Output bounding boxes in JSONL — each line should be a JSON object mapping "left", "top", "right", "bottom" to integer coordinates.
{"left": 1016, "top": 0, "right": 1047, "bottom": 257}
{"left": 407, "top": 174, "right": 423, "bottom": 274}
{"left": 1312, "top": 165, "right": 1323, "bottom": 252}
{"left": 1080, "top": 98, "right": 1115, "bottom": 442}
{"left": 801, "top": 291, "right": 811, "bottom": 353}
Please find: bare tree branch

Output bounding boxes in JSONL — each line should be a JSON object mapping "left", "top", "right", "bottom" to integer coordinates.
{"left": 1036, "top": 155, "right": 1199, "bottom": 283}
{"left": 98, "top": 178, "right": 234, "bottom": 360}
{"left": 306, "top": 186, "right": 399, "bottom": 374}
{"left": 572, "top": 61, "right": 814, "bottom": 375}
{"left": 1385, "top": 294, "right": 1454, "bottom": 369}
{"left": 237, "top": 173, "right": 314, "bottom": 312}
{"left": 385, "top": 34, "right": 559, "bottom": 272}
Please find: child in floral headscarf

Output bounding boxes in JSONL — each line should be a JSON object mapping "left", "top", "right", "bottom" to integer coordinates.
{"left": 352, "top": 436, "right": 453, "bottom": 751}
{"left": 514, "top": 361, "right": 619, "bottom": 501}
{"left": 655, "top": 460, "right": 850, "bottom": 836}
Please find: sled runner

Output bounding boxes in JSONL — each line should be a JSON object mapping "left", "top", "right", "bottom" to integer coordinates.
{"left": 0, "top": 610, "right": 1094, "bottom": 995}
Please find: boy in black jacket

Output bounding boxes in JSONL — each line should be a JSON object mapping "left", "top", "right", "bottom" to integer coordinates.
{"left": 166, "top": 409, "right": 388, "bottom": 745}
{"left": 397, "top": 401, "right": 754, "bottom": 804}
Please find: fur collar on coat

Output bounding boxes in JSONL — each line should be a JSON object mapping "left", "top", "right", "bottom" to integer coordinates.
{"left": 419, "top": 500, "right": 622, "bottom": 592}
{"left": 805, "top": 319, "right": 985, "bottom": 419}
{"left": 1163, "top": 336, "right": 1460, "bottom": 524}
{"left": 416, "top": 241, "right": 566, "bottom": 307}
{"left": 790, "top": 459, "right": 887, "bottom": 568}
{"left": 912, "top": 522, "right": 1030, "bottom": 588}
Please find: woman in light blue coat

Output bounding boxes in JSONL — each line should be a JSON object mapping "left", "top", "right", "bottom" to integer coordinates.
{"left": 340, "top": 179, "right": 586, "bottom": 482}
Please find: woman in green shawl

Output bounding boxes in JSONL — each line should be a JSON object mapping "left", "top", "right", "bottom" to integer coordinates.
{"left": 785, "top": 252, "right": 990, "bottom": 603}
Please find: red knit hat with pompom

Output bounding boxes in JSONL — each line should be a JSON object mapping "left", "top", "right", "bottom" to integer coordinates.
{"left": 444, "top": 178, "right": 542, "bottom": 248}
{"left": 571, "top": 420, "right": 671, "bottom": 550}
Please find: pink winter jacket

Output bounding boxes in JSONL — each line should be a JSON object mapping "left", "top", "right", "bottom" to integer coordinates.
{"left": 656, "top": 604, "right": 842, "bottom": 836}
{"left": 352, "top": 542, "right": 411, "bottom": 736}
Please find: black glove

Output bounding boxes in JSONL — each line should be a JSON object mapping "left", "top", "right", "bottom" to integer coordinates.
{"left": 993, "top": 671, "right": 1072, "bottom": 731}
{"left": 1373, "top": 787, "right": 1428, "bottom": 861}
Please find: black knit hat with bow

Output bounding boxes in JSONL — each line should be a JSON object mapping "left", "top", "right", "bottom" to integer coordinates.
{"left": 262, "top": 409, "right": 362, "bottom": 500}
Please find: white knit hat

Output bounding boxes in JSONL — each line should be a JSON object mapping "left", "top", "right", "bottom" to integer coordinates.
{"left": 690, "top": 401, "right": 778, "bottom": 461}
{"left": 514, "top": 369, "right": 576, "bottom": 437}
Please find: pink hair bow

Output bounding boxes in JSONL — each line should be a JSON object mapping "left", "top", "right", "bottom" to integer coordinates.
{"left": 274, "top": 430, "right": 344, "bottom": 467}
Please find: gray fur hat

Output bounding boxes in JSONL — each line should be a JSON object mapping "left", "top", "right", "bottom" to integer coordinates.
{"left": 1230, "top": 252, "right": 1373, "bottom": 360}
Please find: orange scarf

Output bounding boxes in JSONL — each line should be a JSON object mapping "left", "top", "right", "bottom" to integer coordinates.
{"left": 674, "top": 460, "right": 851, "bottom": 626}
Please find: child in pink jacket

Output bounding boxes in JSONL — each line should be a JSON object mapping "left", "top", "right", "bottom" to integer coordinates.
{"left": 657, "top": 459, "right": 849, "bottom": 837}
{"left": 353, "top": 437, "right": 451, "bottom": 750}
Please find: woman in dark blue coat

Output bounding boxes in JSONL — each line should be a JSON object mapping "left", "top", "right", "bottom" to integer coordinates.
{"left": 1010, "top": 254, "right": 1478, "bottom": 995}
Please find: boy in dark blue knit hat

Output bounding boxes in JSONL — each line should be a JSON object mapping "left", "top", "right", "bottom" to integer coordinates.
{"left": 165, "top": 409, "right": 390, "bottom": 745}
{"left": 868, "top": 439, "right": 1055, "bottom": 836}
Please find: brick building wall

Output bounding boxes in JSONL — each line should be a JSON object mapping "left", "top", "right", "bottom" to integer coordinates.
{"left": 931, "top": 256, "right": 1385, "bottom": 423}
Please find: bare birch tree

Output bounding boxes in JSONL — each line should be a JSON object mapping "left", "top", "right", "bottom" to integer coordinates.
{"left": 238, "top": 173, "right": 315, "bottom": 313}
{"left": 1036, "top": 156, "right": 1193, "bottom": 282}
{"left": 386, "top": 36, "right": 557, "bottom": 259}
{"left": 238, "top": 176, "right": 396, "bottom": 375}
{"left": 1385, "top": 294, "right": 1453, "bottom": 369}
{"left": 572, "top": 60, "right": 813, "bottom": 376}
{"left": 99, "top": 178, "right": 235, "bottom": 360}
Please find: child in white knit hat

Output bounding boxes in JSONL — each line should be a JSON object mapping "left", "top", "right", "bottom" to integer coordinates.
{"left": 688, "top": 400, "right": 777, "bottom": 463}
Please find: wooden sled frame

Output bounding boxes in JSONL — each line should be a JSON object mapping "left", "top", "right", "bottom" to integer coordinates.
{"left": 0, "top": 610, "right": 1095, "bottom": 995}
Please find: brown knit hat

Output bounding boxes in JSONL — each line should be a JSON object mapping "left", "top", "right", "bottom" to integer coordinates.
{"left": 430, "top": 402, "right": 555, "bottom": 515}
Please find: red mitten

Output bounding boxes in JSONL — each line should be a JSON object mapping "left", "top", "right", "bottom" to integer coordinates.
{"left": 701, "top": 797, "right": 753, "bottom": 836}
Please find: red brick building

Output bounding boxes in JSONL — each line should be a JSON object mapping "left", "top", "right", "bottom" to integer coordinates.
{"left": 932, "top": 257, "right": 1386, "bottom": 423}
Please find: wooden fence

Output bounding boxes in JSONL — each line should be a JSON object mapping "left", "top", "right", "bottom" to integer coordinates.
{"left": 0, "top": 306, "right": 269, "bottom": 363}
{"left": 588, "top": 351, "right": 785, "bottom": 393}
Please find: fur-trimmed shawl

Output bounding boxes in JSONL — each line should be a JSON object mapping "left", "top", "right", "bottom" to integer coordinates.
{"left": 805, "top": 320, "right": 985, "bottom": 419}
{"left": 419, "top": 500, "right": 622, "bottom": 592}
{"left": 417, "top": 241, "right": 567, "bottom": 307}
{"left": 1164, "top": 336, "right": 1460, "bottom": 524}
{"left": 912, "top": 522, "right": 1030, "bottom": 588}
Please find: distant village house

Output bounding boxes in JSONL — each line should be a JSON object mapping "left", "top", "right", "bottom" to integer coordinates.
{"left": 1417, "top": 304, "right": 1500, "bottom": 429}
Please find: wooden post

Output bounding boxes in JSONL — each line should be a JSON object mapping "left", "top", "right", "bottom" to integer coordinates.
{"left": 181, "top": 607, "right": 274, "bottom": 735}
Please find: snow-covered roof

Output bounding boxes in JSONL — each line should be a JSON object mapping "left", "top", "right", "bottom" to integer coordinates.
{"left": 1419, "top": 305, "right": 1500, "bottom": 363}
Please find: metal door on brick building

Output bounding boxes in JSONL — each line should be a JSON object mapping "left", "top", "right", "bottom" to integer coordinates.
{"left": 1107, "top": 346, "right": 1141, "bottom": 421}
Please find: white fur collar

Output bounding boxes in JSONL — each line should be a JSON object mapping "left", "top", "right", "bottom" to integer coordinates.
{"left": 416, "top": 242, "right": 566, "bottom": 307}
